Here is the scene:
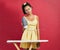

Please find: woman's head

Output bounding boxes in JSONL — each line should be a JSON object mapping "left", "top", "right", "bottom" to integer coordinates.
{"left": 22, "top": 2, "right": 32, "bottom": 14}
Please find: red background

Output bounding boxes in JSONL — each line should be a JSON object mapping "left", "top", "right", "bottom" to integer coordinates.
{"left": 0, "top": 0, "right": 60, "bottom": 50}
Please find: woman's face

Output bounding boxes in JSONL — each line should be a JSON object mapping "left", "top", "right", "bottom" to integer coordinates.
{"left": 24, "top": 6, "right": 32, "bottom": 14}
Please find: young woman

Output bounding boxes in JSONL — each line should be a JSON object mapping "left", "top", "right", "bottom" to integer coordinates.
{"left": 20, "top": 2, "right": 40, "bottom": 50}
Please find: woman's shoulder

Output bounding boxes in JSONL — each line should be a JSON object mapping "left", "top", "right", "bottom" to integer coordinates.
{"left": 22, "top": 16, "right": 27, "bottom": 22}
{"left": 22, "top": 16, "right": 25, "bottom": 19}
{"left": 34, "top": 15, "right": 39, "bottom": 20}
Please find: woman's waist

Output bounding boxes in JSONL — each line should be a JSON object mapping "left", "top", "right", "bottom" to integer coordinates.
{"left": 26, "top": 27, "right": 37, "bottom": 31}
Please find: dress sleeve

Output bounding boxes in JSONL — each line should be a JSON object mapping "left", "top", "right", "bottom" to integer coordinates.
{"left": 22, "top": 17, "right": 28, "bottom": 28}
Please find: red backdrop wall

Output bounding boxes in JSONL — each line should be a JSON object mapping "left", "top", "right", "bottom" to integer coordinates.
{"left": 0, "top": 0, "right": 60, "bottom": 50}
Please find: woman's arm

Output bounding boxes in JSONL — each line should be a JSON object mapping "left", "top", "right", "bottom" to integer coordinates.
{"left": 21, "top": 22, "right": 25, "bottom": 32}
{"left": 21, "top": 17, "right": 27, "bottom": 32}
{"left": 36, "top": 15, "right": 40, "bottom": 40}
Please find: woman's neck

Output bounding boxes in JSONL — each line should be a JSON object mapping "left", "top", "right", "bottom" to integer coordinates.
{"left": 26, "top": 13, "right": 33, "bottom": 17}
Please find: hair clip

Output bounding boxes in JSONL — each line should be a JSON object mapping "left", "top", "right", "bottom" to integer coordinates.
{"left": 24, "top": 2, "right": 27, "bottom": 5}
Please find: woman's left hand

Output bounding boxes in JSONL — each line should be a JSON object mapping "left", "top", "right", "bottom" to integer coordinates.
{"left": 38, "top": 36, "right": 40, "bottom": 40}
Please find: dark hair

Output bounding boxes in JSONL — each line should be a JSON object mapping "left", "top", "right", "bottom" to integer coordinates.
{"left": 22, "top": 2, "right": 32, "bottom": 14}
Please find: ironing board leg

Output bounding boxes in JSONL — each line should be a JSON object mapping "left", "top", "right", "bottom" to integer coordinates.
{"left": 13, "top": 43, "right": 20, "bottom": 50}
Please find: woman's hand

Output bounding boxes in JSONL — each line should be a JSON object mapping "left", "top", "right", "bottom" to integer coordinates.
{"left": 38, "top": 36, "right": 40, "bottom": 40}
{"left": 37, "top": 29, "right": 40, "bottom": 40}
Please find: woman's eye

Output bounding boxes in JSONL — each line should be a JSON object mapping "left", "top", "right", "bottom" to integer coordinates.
{"left": 28, "top": 8, "right": 30, "bottom": 10}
